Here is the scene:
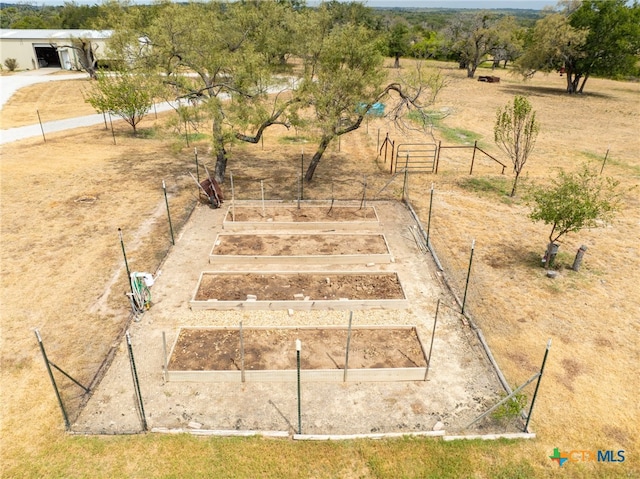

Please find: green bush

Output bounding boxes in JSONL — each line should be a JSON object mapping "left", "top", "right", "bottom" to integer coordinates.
{"left": 4, "top": 58, "right": 19, "bottom": 71}
{"left": 492, "top": 388, "right": 528, "bottom": 423}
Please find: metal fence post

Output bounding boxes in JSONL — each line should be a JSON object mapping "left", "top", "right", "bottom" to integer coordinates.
{"left": 524, "top": 339, "right": 552, "bottom": 432}
{"left": 424, "top": 299, "right": 439, "bottom": 381}
{"left": 426, "top": 183, "right": 434, "bottom": 247}
{"left": 162, "top": 180, "right": 175, "bottom": 245}
{"left": 35, "top": 329, "right": 70, "bottom": 430}
{"left": 462, "top": 239, "right": 475, "bottom": 315}
{"left": 126, "top": 331, "right": 147, "bottom": 431}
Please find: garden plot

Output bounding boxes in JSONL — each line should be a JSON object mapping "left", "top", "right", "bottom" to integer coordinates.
{"left": 166, "top": 325, "right": 428, "bottom": 382}
{"left": 189, "top": 272, "right": 408, "bottom": 310}
{"left": 209, "top": 233, "right": 393, "bottom": 264}
{"left": 73, "top": 201, "right": 507, "bottom": 436}
{"left": 223, "top": 204, "right": 379, "bottom": 230}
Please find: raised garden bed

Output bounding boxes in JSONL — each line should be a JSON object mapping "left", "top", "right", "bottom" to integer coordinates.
{"left": 189, "top": 272, "right": 408, "bottom": 310}
{"left": 209, "top": 233, "right": 393, "bottom": 264}
{"left": 223, "top": 205, "right": 379, "bottom": 231}
{"left": 166, "top": 325, "right": 428, "bottom": 382}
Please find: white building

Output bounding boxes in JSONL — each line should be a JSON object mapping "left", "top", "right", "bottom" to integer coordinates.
{"left": 0, "top": 29, "right": 112, "bottom": 71}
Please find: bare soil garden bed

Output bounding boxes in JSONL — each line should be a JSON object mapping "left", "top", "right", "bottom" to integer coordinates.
{"left": 209, "top": 233, "right": 392, "bottom": 264}
{"left": 193, "top": 272, "right": 404, "bottom": 301}
{"left": 223, "top": 205, "right": 379, "bottom": 230}
{"left": 190, "top": 272, "right": 408, "bottom": 310}
{"left": 167, "top": 326, "right": 428, "bottom": 382}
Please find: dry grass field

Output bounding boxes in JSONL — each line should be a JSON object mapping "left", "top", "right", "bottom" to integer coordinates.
{"left": 0, "top": 59, "right": 638, "bottom": 478}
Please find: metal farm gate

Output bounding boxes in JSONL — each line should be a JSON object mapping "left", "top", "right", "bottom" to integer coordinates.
{"left": 392, "top": 143, "right": 438, "bottom": 174}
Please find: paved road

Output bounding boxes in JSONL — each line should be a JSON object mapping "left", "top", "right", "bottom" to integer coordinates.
{"left": 0, "top": 69, "right": 175, "bottom": 144}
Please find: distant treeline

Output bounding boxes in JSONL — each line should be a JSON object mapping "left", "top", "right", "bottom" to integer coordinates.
{"left": 0, "top": 2, "right": 542, "bottom": 31}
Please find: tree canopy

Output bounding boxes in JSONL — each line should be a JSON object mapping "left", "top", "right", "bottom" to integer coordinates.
{"left": 528, "top": 165, "right": 621, "bottom": 247}
{"left": 494, "top": 95, "right": 539, "bottom": 197}
{"left": 100, "top": 0, "right": 445, "bottom": 183}
{"left": 517, "top": 0, "right": 640, "bottom": 93}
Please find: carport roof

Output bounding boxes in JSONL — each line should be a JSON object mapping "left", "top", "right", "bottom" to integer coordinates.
{"left": 0, "top": 29, "right": 112, "bottom": 40}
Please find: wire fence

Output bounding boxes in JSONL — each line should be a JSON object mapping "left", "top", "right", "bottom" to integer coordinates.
{"left": 35, "top": 123, "right": 537, "bottom": 437}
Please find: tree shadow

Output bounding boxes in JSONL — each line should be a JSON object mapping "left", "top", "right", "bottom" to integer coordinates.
{"left": 500, "top": 83, "right": 613, "bottom": 100}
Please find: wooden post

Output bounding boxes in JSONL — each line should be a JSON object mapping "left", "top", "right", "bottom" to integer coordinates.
{"left": 469, "top": 140, "right": 477, "bottom": 175}
{"left": 435, "top": 140, "right": 441, "bottom": 174}
{"left": 572, "top": 245, "right": 588, "bottom": 271}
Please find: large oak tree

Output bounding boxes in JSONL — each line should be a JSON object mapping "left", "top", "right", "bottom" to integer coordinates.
{"left": 517, "top": 0, "right": 640, "bottom": 93}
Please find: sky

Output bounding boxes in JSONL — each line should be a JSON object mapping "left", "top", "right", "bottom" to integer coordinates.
{"left": 25, "top": 0, "right": 556, "bottom": 10}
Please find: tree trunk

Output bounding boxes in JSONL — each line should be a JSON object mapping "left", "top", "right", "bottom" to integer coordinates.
{"left": 510, "top": 170, "right": 520, "bottom": 197}
{"left": 578, "top": 73, "right": 590, "bottom": 94}
{"left": 211, "top": 118, "right": 228, "bottom": 182}
{"left": 566, "top": 71, "right": 581, "bottom": 94}
{"left": 214, "top": 145, "right": 227, "bottom": 183}
{"left": 394, "top": 54, "right": 400, "bottom": 69}
{"left": 305, "top": 135, "right": 333, "bottom": 182}
{"left": 466, "top": 63, "right": 477, "bottom": 78}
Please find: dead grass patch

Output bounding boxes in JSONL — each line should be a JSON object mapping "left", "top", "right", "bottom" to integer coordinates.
{"left": 1, "top": 59, "right": 639, "bottom": 476}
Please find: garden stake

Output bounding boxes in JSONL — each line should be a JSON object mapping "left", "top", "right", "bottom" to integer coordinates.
{"left": 240, "top": 321, "right": 245, "bottom": 383}
{"left": 300, "top": 150, "right": 304, "bottom": 201}
{"left": 194, "top": 148, "right": 200, "bottom": 185}
{"left": 296, "top": 339, "right": 302, "bottom": 434}
{"left": 230, "top": 171, "right": 235, "bottom": 221}
{"left": 524, "top": 339, "right": 551, "bottom": 432}
{"left": 162, "top": 331, "right": 168, "bottom": 383}
{"left": 424, "top": 299, "right": 439, "bottom": 381}
{"left": 343, "top": 311, "right": 353, "bottom": 382}
{"left": 461, "top": 239, "right": 475, "bottom": 315}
